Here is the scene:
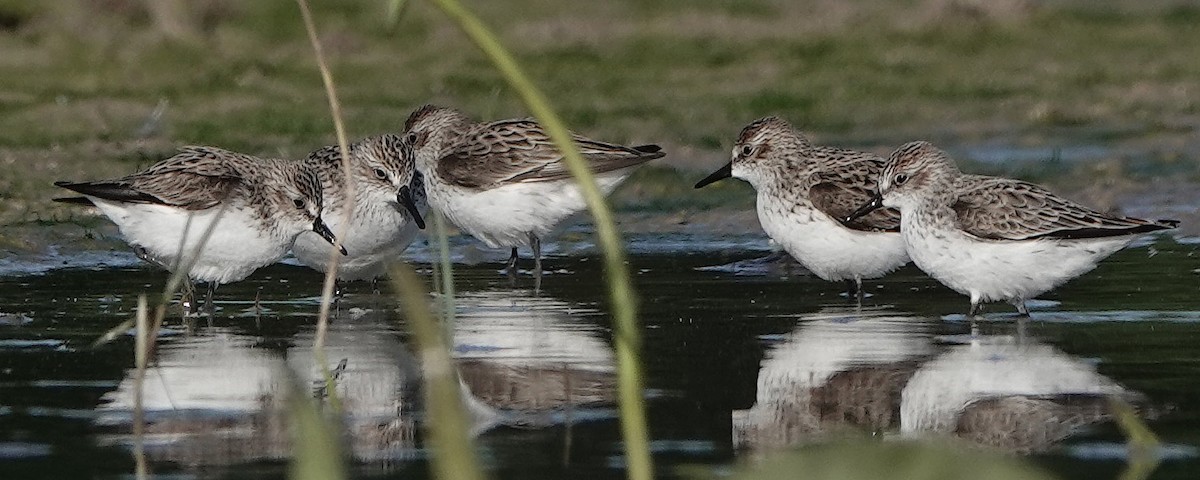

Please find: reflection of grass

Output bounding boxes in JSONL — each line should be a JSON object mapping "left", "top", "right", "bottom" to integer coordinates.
{"left": 7, "top": 1, "right": 1200, "bottom": 225}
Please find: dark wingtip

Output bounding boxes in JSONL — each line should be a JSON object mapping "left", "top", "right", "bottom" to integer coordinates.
{"left": 632, "top": 144, "right": 666, "bottom": 160}
{"left": 52, "top": 196, "right": 95, "bottom": 206}
{"left": 1034, "top": 219, "right": 1181, "bottom": 240}
{"left": 53, "top": 180, "right": 161, "bottom": 204}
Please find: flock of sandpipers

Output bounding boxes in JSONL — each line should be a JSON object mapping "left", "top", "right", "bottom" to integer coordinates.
{"left": 54, "top": 105, "right": 1178, "bottom": 317}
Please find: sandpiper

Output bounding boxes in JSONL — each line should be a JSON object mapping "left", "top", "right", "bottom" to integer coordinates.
{"left": 290, "top": 133, "right": 428, "bottom": 284}
{"left": 401, "top": 105, "right": 664, "bottom": 286}
{"left": 55, "top": 146, "right": 343, "bottom": 309}
{"left": 695, "top": 116, "right": 909, "bottom": 296}
{"left": 847, "top": 141, "right": 1178, "bottom": 316}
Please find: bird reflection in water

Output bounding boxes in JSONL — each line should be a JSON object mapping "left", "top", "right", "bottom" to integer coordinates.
{"left": 92, "top": 289, "right": 616, "bottom": 467}
{"left": 734, "top": 308, "right": 1146, "bottom": 454}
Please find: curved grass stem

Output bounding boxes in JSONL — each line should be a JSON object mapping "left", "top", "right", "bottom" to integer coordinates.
{"left": 295, "top": 0, "right": 354, "bottom": 354}
{"left": 424, "top": 1, "right": 652, "bottom": 479}
{"left": 295, "top": 0, "right": 350, "bottom": 416}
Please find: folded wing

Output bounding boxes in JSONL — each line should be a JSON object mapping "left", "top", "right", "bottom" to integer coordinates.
{"left": 437, "top": 120, "right": 665, "bottom": 189}
{"left": 953, "top": 177, "right": 1176, "bottom": 240}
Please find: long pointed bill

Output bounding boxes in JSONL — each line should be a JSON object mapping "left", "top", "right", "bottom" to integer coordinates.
{"left": 312, "top": 219, "right": 348, "bottom": 256}
{"left": 694, "top": 162, "right": 733, "bottom": 189}
{"left": 845, "top": 193, "right": 884, "bottom": 223}
{"left": 398, "top": 185, "right": 426, "bottom": 229}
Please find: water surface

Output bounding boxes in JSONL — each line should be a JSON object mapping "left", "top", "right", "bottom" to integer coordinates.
{"left": 1, "top": 234, "right": 1198, "bottom": 479}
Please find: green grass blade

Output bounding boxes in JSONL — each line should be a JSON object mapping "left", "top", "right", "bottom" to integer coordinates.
{"left": 1112, "top": 397, "right": 1162, "bottom": 480}
{"left": 433, "top": 212, "right": 456, "bottom": 336}
{"left": 385, "top": 0, "right": 410, "bottom": 32}
{"left": 295, "top": 0, "right": 353, "bottom": 415}
{"left": 286, "top": 372, "right": 349, "bottom": 480}
{"left": 389, "top": 264, "right": 485, "bottom": 480}
{"left": 422, "top": 2, "right": 652, "bottom": 479}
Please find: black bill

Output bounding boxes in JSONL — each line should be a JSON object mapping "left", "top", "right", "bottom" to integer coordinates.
{"left": 694, "top": 161, "right": 733, "bottom": 189}
{"left": 844, "top": 193, "right": 884, "bottom": 223}
{"left": 312, "top": 219, "right": 348, "bottom": 256}
{"left": 398, "top": 185, "right": 426, "bottom": 229}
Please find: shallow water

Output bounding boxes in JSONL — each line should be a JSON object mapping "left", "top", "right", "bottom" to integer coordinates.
{"left": 1, "top": 234, "right": 1199, "bottom": 479}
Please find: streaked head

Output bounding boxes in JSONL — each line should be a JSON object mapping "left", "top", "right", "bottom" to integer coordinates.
{"left": 274, "top": 163, "right": 344, "bottom": 254}
{"left": 353, "top": 134, "right": 425, "bottom": 229}
{"left": 694, "top": 116, "right": 810, "bottom": 190}
{"left": 844, "top": 141, "right": 960, "bottom": 223}
{"left": 877, "top": 141, "right": 960, "bottom": 209}
{"left": 402, "top": 104, "right": 474, "bottom": 174}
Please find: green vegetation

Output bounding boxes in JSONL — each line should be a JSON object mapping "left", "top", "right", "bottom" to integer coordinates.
{"left": 2, "top": 1, "right": 1199, "bottom": 228}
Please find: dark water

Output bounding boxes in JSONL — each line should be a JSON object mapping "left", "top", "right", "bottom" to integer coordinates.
{"left": 1, "top": 234, "right": 1199, "bottom": 479}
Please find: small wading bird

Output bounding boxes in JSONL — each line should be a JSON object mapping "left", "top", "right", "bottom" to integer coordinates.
{"left": 54, "top": 146, "right": 344, "bottom": 313}
{"left": 402, "top": 105, "right": 665, "bottom": 288}
{"left": 290, "top": 133, "right": 427, "bottom": 289}
{"left": 695, "top": 116, "right": 909, "bottom": 298}
{"left": 846, "top": 141, "right": 1178, "bottom": 316}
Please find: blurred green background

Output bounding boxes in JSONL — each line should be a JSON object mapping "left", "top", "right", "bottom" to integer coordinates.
{"left": 1, "top": 0, "right": 1197, "bottom": 238}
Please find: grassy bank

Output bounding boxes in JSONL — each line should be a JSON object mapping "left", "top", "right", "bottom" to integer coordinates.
{"left": 1, "top": 0, "right": 1198, "bottom": 228}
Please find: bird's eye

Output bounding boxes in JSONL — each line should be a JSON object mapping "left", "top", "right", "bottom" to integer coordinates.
{"left": 373, "top": 168, "right": 387, "bottom": 180}
{"left": 405, "top": 132, "right": 419, "bottom": 145}
{"left": 740, "top": 145, "right": 753, "bottom": 156}
{"left": 293, "top": 199, "right": 305, "bottom": 210}
{"left": 894, "top": 173, "right": 909, "bottom": 185}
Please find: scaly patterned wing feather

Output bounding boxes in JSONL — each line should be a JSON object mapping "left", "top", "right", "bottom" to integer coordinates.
{"left": 808, "top": 162, "right": 901, "bottom": 232}
{"left": 114, "top": 146, "right": 243, "bottom": 210}
{"left": 952, "top": 176, "right": 1171, "bottom": 240}
{"left": 438, "top": 120, "right": 664, "bottom": 189}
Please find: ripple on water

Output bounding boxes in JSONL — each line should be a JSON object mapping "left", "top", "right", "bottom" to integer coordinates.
{"left": 0, "top": 442, "right": 53, "bottom": 459}
{"left": 0, "top": 339, "right": 68, "bottom": 351}
{"left": 1066, "top": 442, "right": 1199, "bottom": 461}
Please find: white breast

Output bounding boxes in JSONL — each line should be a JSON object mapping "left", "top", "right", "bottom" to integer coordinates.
{"left": 292, "top": 197, "right": 425, "bottom": 281}
{"left": 756, "top": 192, "right": 909, "bottom": 282}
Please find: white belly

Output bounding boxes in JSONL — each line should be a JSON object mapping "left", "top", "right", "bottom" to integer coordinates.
{"left": 757, "top": 196, "right": 909, "bottom": 282}
{"left": 292, "top": 201, "right": 424, "bottom": 281}
{"left": 902, "top": 216, "right": 1132, "bottom": 304}
{"left": 428, "top": 171, "right": 630, "bottom": 249}
{"left": 91, "top": 199, "right": 291, "bottom": 284}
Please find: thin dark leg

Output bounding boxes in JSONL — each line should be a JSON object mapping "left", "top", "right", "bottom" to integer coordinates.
{"left": 181, "top": 281, "right": 198, "bottom": 317}
{"left": 844, "top": 279, "right": 859, "bottom": 298}
{"left": 968, "top": 301, "right": 982, "bottom": 318}
{"left": 1016, "top": 315, "right": 1028, "bottom": 344}
{"left": 507, "top": 247, "right": 519, "bottom": 285}
{"left": 854, "top": 278, "right": 864, "bottom": 308}
{"left": 530, "top": 233, "right": 542, "bottom": 293}
{"left": 205, "top": 282, "right": 217, "bottom": 321}
{"left": 333, "top": 279, "right": 345, "bottom": 318}
{"left": 253, "top": 288, "right": 263, "bottom": 318}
